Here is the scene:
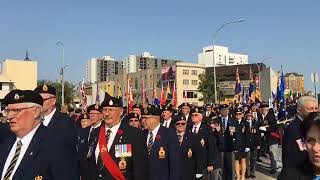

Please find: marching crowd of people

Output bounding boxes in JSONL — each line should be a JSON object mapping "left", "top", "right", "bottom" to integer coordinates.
{"left": 0, "top": 84, "right": 319, "bottom": 180}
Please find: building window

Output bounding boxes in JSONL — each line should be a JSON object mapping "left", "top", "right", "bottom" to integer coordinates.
{"left": 191, "top": 70, "right": 197, "bottom": 75}
{"left": 183, "top": 69, "right": 189, "bottom": 75}
{"left": 183, "top": 91, "right": 198, "bottom": 99}
{"left": 183, "top": 80, "right": 189, "bottom": 85}
{"left": 191, "top": 80, "right": 198, "bottom": 85}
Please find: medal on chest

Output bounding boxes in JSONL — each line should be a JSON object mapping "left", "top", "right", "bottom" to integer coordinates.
{"left": 159, "top": 147, "right": 166, "bottom": 159}
{"left": 187, "top": 148, "right": 193, "bottom": 158}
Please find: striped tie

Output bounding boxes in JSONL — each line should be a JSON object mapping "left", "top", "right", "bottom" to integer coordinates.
{"left": 147, "top": 132, "right": 154, "bottom": 155}
{"left": 3, "top": 140, "right": 23, "bottom": 180}
{"left": 97, "top": 129, "right": 112, "bottom": 170}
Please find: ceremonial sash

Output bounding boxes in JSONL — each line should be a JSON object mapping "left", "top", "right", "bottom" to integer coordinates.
{"left": 98, "top": 126, "right": 126, "bottom": 180}
{"left": 271, "top": 132, "right": 280, "bottom": 139}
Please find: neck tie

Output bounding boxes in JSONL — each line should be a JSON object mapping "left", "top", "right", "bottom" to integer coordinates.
{"left": 193, "top": 126, "right": 197, "bottom": 133}
{"left": 164, "top": 121, "right": 168, "bottom": 128}
{"left": 97, "top": 129, "right": 112, "bottom": 169}
{"left": 3, "top": 141, "right": 23, "bottom": 180}
{"left": 147, "top": 132, "right": 154, "bottom": 155}
{"left": 178, "top": 134, "right": 183, "bottom": 145}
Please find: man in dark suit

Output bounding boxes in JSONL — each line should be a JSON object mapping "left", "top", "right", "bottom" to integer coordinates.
{"left": 142, "top": 106, "right": 181, "bottom": 180}
{"left": 175, "top": 115, "right": 205, "bottom": 180}
{"left": 188, "top": 107, "right": 218, "bottom": 180}
{"left": 34, "top": 84, "right": 77, "bottom": 154}
{"left": 282, "top": 96, "right": 318, "bottom": 171}
{"left": 86, "top": 93, "right": 148, "bottom": 180}
{"left": 214, "top": 104, "right": 237, "bottom": 180}
{"left": 161, "top": 104, "right": 175, "bottom": 129}
{"left": 178, "top": 103, "right": 193, "bottom": 129}
{"left": 0, "top": 89, "right": 78, "bottom": 180}
{"left": 0, "top": 122, "right": 11, "bottom": 143}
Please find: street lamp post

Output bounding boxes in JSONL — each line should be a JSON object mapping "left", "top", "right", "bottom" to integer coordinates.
{"left": 256, "top": 57, "right": 272, "bottom": 91}
{"left": 212, "top": 19, "right": 245, "bottom": 104}
{"left": 56, "top": 41, "right": 65, "bottom": 106}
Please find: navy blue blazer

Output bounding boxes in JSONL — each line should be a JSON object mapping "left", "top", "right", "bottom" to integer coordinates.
{"left": 215, "top": 116, "right": 237, "bottom": 152}
{"left": 0, "top": 123, "right": 12, "bottom": 144}
{"left": 144, "top": 126, "right": 181, "bottom": 180}
{"left": 0, "top": 124, "right": 79, "bottom": 180}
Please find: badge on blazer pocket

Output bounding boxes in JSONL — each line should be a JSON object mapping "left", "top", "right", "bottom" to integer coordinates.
{"left": 187, "top": 148, "right": 193, "bottom": 158}
{"left": 119, "top": 157, "right": 127, "bottom": 170}
{"left": 200, "top": 138, "right": 205, "bottom": 147}
{"left": 159, "top": 147, "right": 166, "bottom": 159}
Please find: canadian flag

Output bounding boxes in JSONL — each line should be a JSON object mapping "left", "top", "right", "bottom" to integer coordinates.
{"left": 160, "top": 83, "right": 165, "bottom": 106}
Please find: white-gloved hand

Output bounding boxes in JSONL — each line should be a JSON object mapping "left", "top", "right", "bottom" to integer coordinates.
{"left": 245, "top": 148, "right": 250, "bottom": 152}
{"left": 261, "top": 132, "right": 264, "bottom": 137}
{"left": 196, "top": 174, "right": 203, "bottom": 178}
{"left": 259, "top": 126, "right": 267, "bottom": 131}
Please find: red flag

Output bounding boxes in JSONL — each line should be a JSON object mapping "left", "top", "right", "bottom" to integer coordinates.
{"left": 173, "top": 82, "right": 177, "bottom": 108}
{"left": 160, "top": 83, "right": 165, "bottom": 106}
{"left": 142, "top": 79, "right": 146, "bottom": 108}
{"left": 127, "top": 79, "right": 134, "bottom": 113}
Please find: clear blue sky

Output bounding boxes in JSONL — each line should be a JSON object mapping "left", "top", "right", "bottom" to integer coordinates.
{"left": 0, "top": 0, "right": 319, "bottom": 91}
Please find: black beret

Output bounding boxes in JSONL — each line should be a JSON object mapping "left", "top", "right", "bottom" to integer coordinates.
{"left": 141, "top": 106, "right": 161, "bottom": 116}
{"left": 101, "top": 93, "right": 122, "bottom": 108}
{"left": 162, "top": 104, "right": 174, "bottom": 112}
{"left": 219, "top": 104, "right": 229, "bottom": 109}
{"left": 128, "top": 112, "right": 140, "bottom": 119}
{"left": 174, "top": 115, "right": 186, "bottom": 123}
{"left": 87, "top": 104, "right": 102, "bottom": 113}
{"left": 34, "top": 84, "right": 56, "bottom": 96}
{"left": 234, "top": 108, "right": 244, "bottom": 113}
{"left": 3, "top": 90, "right": 43, "bottom": 106}
{"left": 260, "top": 103, "right": 269, "bottom": 108}
{"left": 178, "top": 102, "right": 192, "bottom": 109}
{"left": 132, "top": 104, "right": 142, "bottom": 109}
{"left": 79, "top": 113, "right": 90, "bottom": 120}
{"left": 192, "top": 107, "right": 205, "bottom": 114}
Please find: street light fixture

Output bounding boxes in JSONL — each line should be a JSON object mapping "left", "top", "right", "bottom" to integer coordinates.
{"left": 56, "top": 41, "right": 65, "bottom": 106}
{"left": 256, "top": 57, "right": 272, "bottom": 91}
{"left": 212, "top": 19, "right": 245, "bottom": 104}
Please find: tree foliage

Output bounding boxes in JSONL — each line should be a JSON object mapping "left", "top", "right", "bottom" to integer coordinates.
{"left": 37, "top": 80, "right": 76, "bottom": 109}
{"left": 198, "top": 73, "right": 220, "bottom": 104}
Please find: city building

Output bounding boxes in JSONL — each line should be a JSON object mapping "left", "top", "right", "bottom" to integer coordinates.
{"left": 0, "top": 57, "right": 37, "bottom": 107}
{"left": 198, "top": 45, "right": 248, "bottom": 67}
{"left": 85, "top": 56, "right": 124, "bottom": 84}
{"left": 87, "top": 62, "right": 205, "bottom": 107}
{"left": 284, "top": 72, "right": 304, "bottom": 93}
{"left": 125, "top": 52, "right": 180, "bottom": 73}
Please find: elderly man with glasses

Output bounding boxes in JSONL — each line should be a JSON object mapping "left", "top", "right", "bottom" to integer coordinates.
{"left": 0, "top": 89, "right": 78, "bottom": 180}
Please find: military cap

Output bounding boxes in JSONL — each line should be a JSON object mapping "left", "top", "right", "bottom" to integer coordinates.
{"left": 3, "top": 89, "right": 43, "bottom": 106}
{"left": 234, "top": 108, "right": 244, "bottom": 113}
{"left": 174, "top": 115, "right": 186, "bottom": 123}
{"left": 219, "top": 104, "right": 229, "bottom": 109}
{"left": 260, "top": 102, "right": 269, "bottom": 108}
{"left": 178, "top": 102, "right": 191, "bottom": 109}
{"left": 245, "top": 109, "right": 253, "bottom": 115}
{"left": 79, "top": 113, "right": 90, "bottom": 120}
{"left": 250, "top": 103, "right": 257, "bottom": 108}
{"left": 34, "top": 84, "right": 56, "bottom": 96}
{"left": 87, "top": 104, "right": 102, "bottom": 113}
{"left": 132, "top": 104, "right": 142, "bottom": 109}
{"left": 141, "top": 106, "right": 161, "bottom": 116}
{"left": 161, "top": 104, "right": 174, "bottom": 112}
{"left": 101, "top": 93, "right": 122, "bottom": 108}
{"left": 191, "top": 106, "right": 205, "bottom": 114}
{"left": 128, "top": 112, "right": 140, "bottom": 119}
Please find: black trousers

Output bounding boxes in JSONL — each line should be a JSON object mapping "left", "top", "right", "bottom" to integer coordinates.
{"left": 246, "top": 149, "right": 258, "bottom": 176}
{"left": 222, "top": 152, "right": 234, "bottom": 180}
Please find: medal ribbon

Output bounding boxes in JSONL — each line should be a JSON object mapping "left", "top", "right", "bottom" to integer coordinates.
{"left": 98, "top": 125, "right": 126, "bottom": 180}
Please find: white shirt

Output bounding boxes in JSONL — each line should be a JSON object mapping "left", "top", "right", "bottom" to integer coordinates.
{"left": 1, "top": 124, "right": 41, "bottom": 180}
{"left": 192, "top": 122, "right": 201, "bottom": 133}
{"left": 147, "top": 124, "right": 161, "bottom": 145}
{"left": 163, "top": 118, "right": 172, "bottom": 128}
{"left": 221, "top": 116, "right": 229, "bottom": 130}
{"left": 94, "top": 121, "right": 121, "bottom": 163}
{"left": 42, "top": 108, "right": 56, "bottom": 127}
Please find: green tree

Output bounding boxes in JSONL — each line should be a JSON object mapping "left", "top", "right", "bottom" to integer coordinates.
{"left": 37, "top": 80, "right": 76, "bottom": 109}
{"left": 198, "top": 73, "right": 220, "bottom": 104}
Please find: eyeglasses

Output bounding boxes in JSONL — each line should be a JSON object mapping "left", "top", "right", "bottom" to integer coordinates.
{"left": 235, "top": 113, "right": 243, "bottom": 115}
{"left": 191, "top": 114, "right": 199, "bottom": 117}
{"left": 4, "top": 106, "right": 36, "bottom": 115}
{"left": 176, "top": 122, "right": 186, "bottom": 126}
{"left": 102, "top": 108, "right": 119, "bottom": 113}
{"left": 129, "top": 119, "right": 139, "bottom": 122}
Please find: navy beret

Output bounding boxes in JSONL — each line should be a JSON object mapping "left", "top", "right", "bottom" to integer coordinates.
{"left": 87, "top": 104, "right": 102, "bottom": 113}
{"left": 3, "top": 90, "right": 43, "bottom": 106}
{"left": 141, "top": 106, "right": 161, "bottom": 116}
{"left": 34, "top": 84, "right": 56, "bottom": 96}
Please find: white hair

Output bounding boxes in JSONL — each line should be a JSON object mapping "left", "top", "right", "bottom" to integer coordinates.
{"left": 23, "top": 102, "right": 43, "bottom": 119}
{"left": 297, "top": 96, "right": 318, "bottom": 109}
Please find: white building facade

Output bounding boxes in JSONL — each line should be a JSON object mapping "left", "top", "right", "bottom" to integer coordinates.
{"left": 198, "top": 45, "right": 248, "bottom": 67}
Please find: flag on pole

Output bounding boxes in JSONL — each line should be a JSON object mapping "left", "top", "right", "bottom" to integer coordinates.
{"left": 165, "top": 81, "right": 171, "bottom": 100}
{"left": 184, "top": 85, "right": 187, "bottom": 103}
{"left": 153, "top": 81, "right": 159, "bottom": 105}
{"left": 142, "top": 79, "right": 146, "bottom": 108}
{"left": 106, "top": 81, "right": 114, "bottom": 96}
{"left": 95, "top": 83, "right": 100, "bottom": 104}
{"left": 277, "top": 66, "right": 285, "bottom": 103}
{"left": 127, "top": 79, "right": 134, "bottom": 113}
{"left": 235, "top": 68, "right": 242, "bottom": 103}
{"left": 173, "top": 82, "right": 177, "bottom": 108}
{"left": 117, "top": 82, "right": 123, "bottom": 106}
{"left": 249, "top": 67, "right": 256, "bottom": 102}
{"left": 160, "top": 82, "right": 165, "bottom": 106}
{"left": 80, "top": 78, "right": 87, "bottom": 110}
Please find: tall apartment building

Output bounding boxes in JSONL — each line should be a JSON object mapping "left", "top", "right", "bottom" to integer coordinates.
{"left": 86, "top": 56, "right": 124, "bottom": 84}
{"left": 284, "top": 72, "right": 304, "bottom": 93}
{"left": 198, "top": 45, "right": 248, "bottom": 67}
{"left": 125, "top": 52, "right": 180, "bottom": 73}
